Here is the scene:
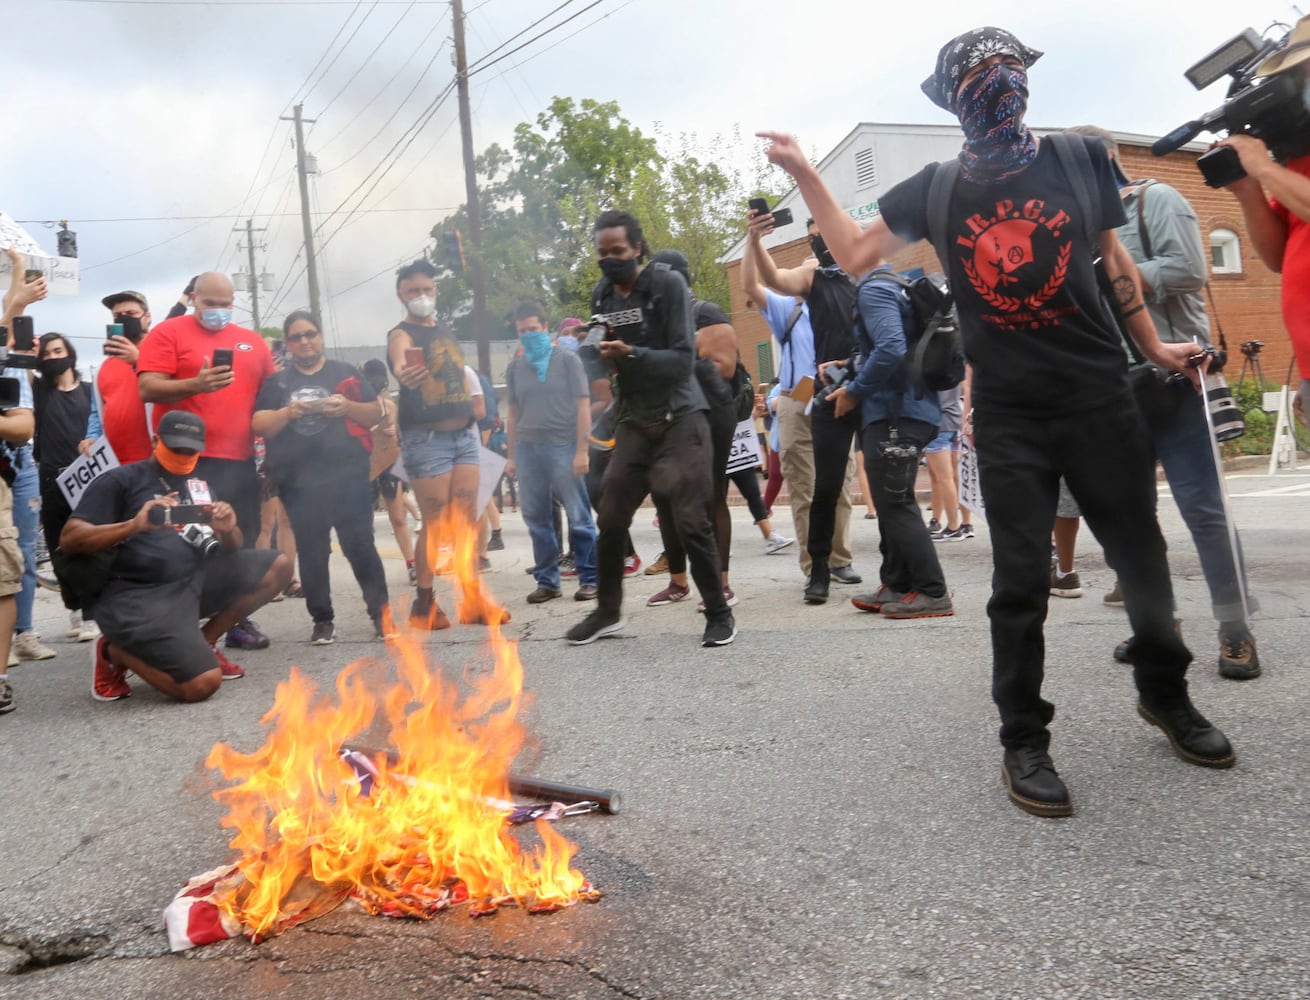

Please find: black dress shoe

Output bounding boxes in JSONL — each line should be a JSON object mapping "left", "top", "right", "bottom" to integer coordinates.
{"left": 1137, "top": 698, "right": 1235, "bottom": 768}
{"left": 804, "top": 564, "right": 830, "bottom": 604}
{"left": 1002, "top": 747, "right": 1073, "bottom": 818}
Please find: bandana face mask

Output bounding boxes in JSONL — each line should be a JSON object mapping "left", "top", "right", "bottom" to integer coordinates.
{"left": 956, "top": 63, "right": 1037, "bottom": 183}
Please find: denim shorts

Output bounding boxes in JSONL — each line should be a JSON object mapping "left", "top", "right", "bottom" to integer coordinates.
{"left": 401, "top": 425, "right": 480, "bottom": 480}
{"left": 924, "top": 430, "right": 959, "bottom": 454}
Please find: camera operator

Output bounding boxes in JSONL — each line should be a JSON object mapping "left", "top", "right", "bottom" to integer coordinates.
{"left": 566, "top": 210, "right": 735, "bottom": 648}
{"left": 60, "top": 412, "right": 292, "bottom": 703}
{"left": 99, "top": 290, "right": 154, "bottom": 463}
{"left": 1068, "top": 126, "right": 1262, "bottom": 681}
{"left": 0, "top": 320, "right": 37, "bottom": 713}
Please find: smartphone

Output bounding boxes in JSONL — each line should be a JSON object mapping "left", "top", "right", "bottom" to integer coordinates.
{"left": 148, "top": 504, "right": 213, "bottom": 526}
{"left": 770, "top": 207, "right": 794, "bottom": 228}
{"left": 748, "top": 197, "right": 770, "bottom": 217}
{"left": 106, "top": 323, "right": 124, "bottom": 340}
{"left": 11, "top": 316, "right": 34, "bottom": 352}
{"left": 405, "top": 346, "right": 425, "bottom": 370}
{"left": 212, "top": 348, "right": 234, "bottom": 370}
{"left": 24, "top": 269, "right": 42, "bottom": 283}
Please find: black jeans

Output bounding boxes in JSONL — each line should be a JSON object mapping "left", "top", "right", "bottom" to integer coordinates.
{"left": 807, "top": 404, "right": 857, "bottom": 567}
{"left": 862, "top": 419, "right": 947, "bottom": 598}
{"left": 597, "top": 412, "right": 725, "bottom": 617}
{"left": 586, "top": 447, "right": 634, "bottom": 559}
{"left": 281, "top": 475, "right": 390, "bottom": 624}
{"left": 39, "top": 465, "right": 79, "bottom": 611}
{"left": 195, "top": 457, "right": 261, "bottom": 548}
{"left": 656, "top": 399, "right": 735, "bottom": 575}
{"left": 974, "top": 396, "right": 1190, "bottom": 751}
{"left": 729, "top": 466, "right": 769, "bottom": 523}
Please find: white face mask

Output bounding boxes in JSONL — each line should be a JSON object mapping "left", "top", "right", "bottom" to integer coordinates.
{"left": 405, "top": 295, "right": 436, "bottom": 320}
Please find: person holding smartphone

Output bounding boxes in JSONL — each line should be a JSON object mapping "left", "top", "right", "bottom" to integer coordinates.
{"left": 385, "top": 259, "right": 500, "bottom": 630}
{"left": 100, "top": 290, "right": 154, "bottom": 463}
{"left": 138, "top": 271, "right": 277, "bottom": 652}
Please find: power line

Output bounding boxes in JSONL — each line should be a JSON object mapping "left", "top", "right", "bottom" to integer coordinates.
{"left": 17, "top": 207, "right": 457, "bottom": 225}
{"left": 467, "top": 0, "right": 609, "bottom": 78}
{"left": 464, "top": 0, "right": 576, "bottom": 72}
{"left": 316, "top": 1, "right": 415, "bottom": 118}
{"left": 302, "top": 2, "right": 379, "bottom": 109}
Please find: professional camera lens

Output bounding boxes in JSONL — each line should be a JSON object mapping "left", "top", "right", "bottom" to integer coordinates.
{"left": 1203, "top": 371, "right": 1246, "bottom": 442}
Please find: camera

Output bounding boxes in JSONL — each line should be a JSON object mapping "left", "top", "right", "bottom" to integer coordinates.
{"left": 1186, "top": 347, "right": 1246, "bottom": 441}
{"left": 179, "top": 522, "right": 222, "bottom": 558}
{"left": 578, "top": 316, "right": 613, "bottom": 365}
{"left": 878, "top": 432, "right": 922, "bottom": 503}
{"left": 813, "top": 364, "right": 851, "bottom": 407}
{"left": 148, "top": 504, "right": 213, "bottom": 527}
{"left": 1154, "top": 24, "right": 1310, "bottom": 184}
{"left": 1241, "top": 339, "right": 1264, "bottom": 357}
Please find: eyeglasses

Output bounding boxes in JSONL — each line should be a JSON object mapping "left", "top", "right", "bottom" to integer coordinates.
{"left": 286, "top": 330, "right": 320, "bottom": 344}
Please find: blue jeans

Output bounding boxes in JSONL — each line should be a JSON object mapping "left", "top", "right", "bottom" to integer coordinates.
{"left": 516, "top": 441, "right": 597, "bottom": 590}
{"left": 11, "top": 456, "right": 38, "bottom": 633}
{"left": 1142, "top": 378, "right": 1253, "bottom": 624}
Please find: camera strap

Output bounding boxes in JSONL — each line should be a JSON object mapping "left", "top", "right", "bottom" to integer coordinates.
{"left": 779, "top": 302, "right": 803, "bottom": 385}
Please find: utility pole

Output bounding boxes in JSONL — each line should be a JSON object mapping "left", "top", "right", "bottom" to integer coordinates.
{"left": 235, "top": 218, "right": 267, "bottom": 330}
{"left": 451, "top": 0, "right": 491, "bottom": 375}
{"left": 281, "top": 104, "right": 322, "bottom": 322}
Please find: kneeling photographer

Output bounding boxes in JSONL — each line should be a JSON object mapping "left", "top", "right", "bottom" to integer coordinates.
{"left": 826, "top": 265, "right": 952, "bottom": 620}
{"left": 60, "top": 412, "right": 292, "bottom": 703}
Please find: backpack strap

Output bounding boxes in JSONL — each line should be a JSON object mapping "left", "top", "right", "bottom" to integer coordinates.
{"left": 925, "top": 160, "right": 960, "bottom": 270}
{"left": 1133, "top": 180, "right": 1157, "bottom": 260}
{"left": 1043, "top": 132, "right": 1100, "bottom": 249}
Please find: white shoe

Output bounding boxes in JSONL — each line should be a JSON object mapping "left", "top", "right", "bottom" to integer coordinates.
{"left": 6, "top": 646, "right": 16, "bottom": 668}
{"left": 763, "top": 533, "right": 795, "bottom": 556}
{"left": 77, "top": 619, "right": 100, "bottom": 643}
{"left": 14, "top": 631, "right": 56, "bottom": 661}
{"left": 67, "top": 610, "right": 82, "bottom": 638}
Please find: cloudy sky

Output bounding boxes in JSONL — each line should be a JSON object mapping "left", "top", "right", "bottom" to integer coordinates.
{"left": 4, "top": 0, "right": 1301, "bottom": 359}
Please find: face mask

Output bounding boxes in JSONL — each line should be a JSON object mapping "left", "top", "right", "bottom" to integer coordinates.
{"left": 405, "top": 295, "right": 436, "bottom": 319}
{"left": 37, "top": 357, "right": 74, "bottom": 379}
{"left": 598, "top": 257, "right": 638, "bottom": 284}
{"left": 154, "top": 440, "right": 199, "bottom": 476}
{"left": 809, "top": 235, "right": 836, "bottom": 269}
{"left": 520, "top": 331, "right": 553, "bottom": 382}
{"left": 199, "top": 308, "right": 232, "bottom": 332}
{"left": 956, "top": 63, "right": 1037, "bottom": 183}
{"left": 555, "top": 334, "right": 579, "bottom": 352}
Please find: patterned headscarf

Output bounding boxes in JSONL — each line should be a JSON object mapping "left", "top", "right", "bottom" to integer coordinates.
{"left": 921, "top": 27, "right": 1043, "bottom": 114}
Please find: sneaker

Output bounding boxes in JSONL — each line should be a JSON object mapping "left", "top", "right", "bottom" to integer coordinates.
{"left": 67, "top": 609, "right": 82, "bottom": 639}
{"left": 14, "top": 631, "right": 56, "bottom": 661}
{"left": 880, "top": 591, "right": 955, "bottom": 619}
{"left": 647, "top": 582, "right": 690, "bottom": 607}
{"left": 91, "top": 637, "right": 131, "bottom": 701}
{"left": 702, "top": 611, "right": 738, "bottom": 647}
{"left": 851, "top": 584, "right": 905, "bottom": 613}
{"left": 566, "top": 611, "right": 626, "bottom": 645}
{"left": 573, "top": 584, "right": 598, "bottom": 601}
{"left": 830, "top": 565, "right": 863, "bottom": 585}
{"left": 623, "top": 554, "right": 642, "bottom": 577}
{"left": 1002, "top": 747, "right": 1073, "bottom": 818}
{"left": 0, "top": 678, "right": 13, "bottom": 714}
{"left": 408, "top": 593, "right": 452, "bottom": 631}
{"left": 311, "top": 621, "right": 336, "bottom": 645}
{"left": 1049, "top": 567, "right": 1083, "bottom": 599}
{"left": 926, "top": 518, "right": 941, "bottom": 534}
{"left": 527, "top": 587, "right": 563, "bottom": 604}
{"left": 478, "top": 556, "right": 492, "bottom": 572}
{"left": 763, "top": 534, "right": 795, "bottom": 556}
{"left": 935, "top": 526, "right": 967, "bottom": 542}
{"left": 645, "top": 552, "right": 669, "bottom": 575}
{"left": 6, "top": 646, "right": 15, "bottom": 668}
{"left": 213, "top": 646, "right": 245, "bottom": 680}
{"left": 1218, "top": 629, "right": 1261, "bottom": 680}
{"left": 558, "top": 553, "right": 578, "bottom": 578}
{"left": 959, "top": 523, "right": 975, "bottom": 539}
{"left": 1103, "top": 579, "right": 1124, "bottom": 607}
{"left": 697, "top": 586, "right": 739, "bottom": 612}
{"left": 487, "top": 530, "right": 505, "bottom": 552}
{"left": 225, "top": 618, "right": 270, "bottom": 650}
{"left": 1137, "top": 697, "right": 1235, "bottom": 768}
{"left": 77, "top": 618, "right": 100, "bottom": 643}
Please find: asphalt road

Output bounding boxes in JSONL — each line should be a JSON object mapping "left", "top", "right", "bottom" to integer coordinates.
{"left": 2, "top": 468, "right": 1308, "bottom": 999}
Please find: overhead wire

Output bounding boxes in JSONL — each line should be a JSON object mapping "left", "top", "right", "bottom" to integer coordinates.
{"left": 315, "top": 1, "right": 416, "bottom": 118}
{"left": 463, "top": 0, "right": 576, "bottom": 72}
{"left": 467, "top": 0, "right": 609, "bottom": 78}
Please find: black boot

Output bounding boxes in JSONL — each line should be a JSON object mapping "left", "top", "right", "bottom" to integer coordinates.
{"left": 804, "top": 561, "right": 830, "bottom": 605}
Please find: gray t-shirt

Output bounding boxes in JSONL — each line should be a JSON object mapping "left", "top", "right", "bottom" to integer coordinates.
{"left": 506, "top": 349, "right": 589, "bottom": 445}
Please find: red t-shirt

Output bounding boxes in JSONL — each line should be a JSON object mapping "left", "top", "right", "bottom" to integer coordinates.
{"left": 1272, "top": 154, "right": 1310, "bottom": 379}
{"left": 96, "top": 356, "right": 152, "bottom": 463}
{"left": 137, "top": 315, "right": 274, "bottom": 460}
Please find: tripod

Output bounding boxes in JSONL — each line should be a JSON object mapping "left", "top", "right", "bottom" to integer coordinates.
{"left": 1236, "top": 344, "right": 1266, "bottom": 392}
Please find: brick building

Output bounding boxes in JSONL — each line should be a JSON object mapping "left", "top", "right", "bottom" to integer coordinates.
{"left": 722, "top": 123, "right": 1291, "bottom": 390}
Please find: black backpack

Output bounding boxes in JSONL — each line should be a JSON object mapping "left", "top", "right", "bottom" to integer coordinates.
{"left": 856, "top": 269, "right": 965, "bottom": 397}
{"left": 805, "top": 266, "right": 858, "bottom": 368}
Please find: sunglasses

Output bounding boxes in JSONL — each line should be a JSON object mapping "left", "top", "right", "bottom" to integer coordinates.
{"left": 286, "top": 330, "right": 321, "bottom": 344}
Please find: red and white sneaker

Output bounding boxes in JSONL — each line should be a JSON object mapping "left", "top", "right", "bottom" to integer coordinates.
{"left": 91, "top": 637, "right": 131, "bottom": 702}
{"left": 212, "top": 645, "right": 246, "bottom": 681}
{"left": 623, "top": 554, "right": 642, "bottom": 577}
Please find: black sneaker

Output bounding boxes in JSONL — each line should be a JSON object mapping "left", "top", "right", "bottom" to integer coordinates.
{"left": 702, "top": 611, "right": 737, "bottom": 647}
{"left": 225, "top": 617, "right": 271, "bottom": 650}
{"left": 1137, "top": 698, "right": 1235, "bottom": 768}
{"left": 566, "top": 611, "right": 625, "bottom": 645}
{"left": 1002, "top": 747, "right": 1073, "bottom": 818}
{"left": 310, "top": 621, "right": 336, "bottom": 645}
{"left": 1218, "top": 629, "right": 1261, "bottom": 680}
{"left": 487, "top": 530, "right": 505, "bottom": 552}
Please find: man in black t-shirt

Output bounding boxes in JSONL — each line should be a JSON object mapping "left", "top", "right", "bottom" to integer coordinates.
{"left": 62, "top": 412, "right": 291, "bottom": 703}
{"left": 253, "top": 310, "right": 391, "bottom": 644}
{"left": 759, "top": 25, "right": 1234, "bottom": 818}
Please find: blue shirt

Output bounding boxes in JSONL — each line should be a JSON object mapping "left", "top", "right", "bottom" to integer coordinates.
{"left": 759, "top": 290, "right": 815, "bottom": 391}
{"left": 845, "top": 268, "right": 942, "bottom": 429}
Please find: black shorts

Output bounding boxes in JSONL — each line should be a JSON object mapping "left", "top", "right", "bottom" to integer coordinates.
{"left": 94, "top": 549, "right": 277, "bottom": 683}
{"left": 372, "top": 470, "right": 406, "bottom": 502}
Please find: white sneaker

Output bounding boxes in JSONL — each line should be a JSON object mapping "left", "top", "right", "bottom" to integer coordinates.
{"left": 763, "top": 534, "right": 795, "bottom": 556}
{"left": 67, "top": 609, "right": 83, "bottom": 638}
{"left": 6, "top": 646, "right": 16, "bottom": 668}
{"left": 77, "top": 619, "right": 100, "bottom": 643}
{"left": 14, "top": 631, "right": 56, "bottom": 661}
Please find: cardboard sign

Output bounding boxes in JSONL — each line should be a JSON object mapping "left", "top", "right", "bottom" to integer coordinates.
{"left": 957, "top": 434, "right": 985, "bottom": 521}
{"left": 0, "top": 212, "right": 79, "bottom": 295}
{"left": 725, "top": 419, "right": 763, "bottom": 475}
{"left": 58, "top": 437, "right": 119, "bottom": 509}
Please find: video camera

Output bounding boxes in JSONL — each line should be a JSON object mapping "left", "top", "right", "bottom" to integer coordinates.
{"left": 578, "top": 315, "right": 613, "bottom": 366}
{"left": 0, "top": 323, "right": 38, "bottom": 411}
{"left": 1154, "top": 23, "right": 1310, "bottom": 186}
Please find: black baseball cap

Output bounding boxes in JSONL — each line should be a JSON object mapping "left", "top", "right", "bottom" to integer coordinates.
{"left": 157, "top": 411, "right": 206, "bottom": 452}
{"left": 102, "top": 290, "right": 149, "bottom": 311}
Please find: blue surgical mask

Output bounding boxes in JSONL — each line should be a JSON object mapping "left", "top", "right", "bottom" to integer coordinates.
{"left": 556, "top": 334, "right": 579, "bottom": 352}
{"left": 199, "top": 308, "right": 232, "bottom": 332}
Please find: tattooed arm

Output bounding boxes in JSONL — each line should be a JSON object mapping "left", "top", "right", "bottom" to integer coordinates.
{"left": 1100, "top": 230, "right": 1203, "bottom": 386}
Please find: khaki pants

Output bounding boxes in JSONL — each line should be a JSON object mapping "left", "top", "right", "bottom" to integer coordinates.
{"left": 776, "top": 394, "right": 853, "bottom": 575}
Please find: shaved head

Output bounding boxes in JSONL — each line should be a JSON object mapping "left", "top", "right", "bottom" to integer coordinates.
{"left": 192, "top": 271, "right": 234, "bottom": 312}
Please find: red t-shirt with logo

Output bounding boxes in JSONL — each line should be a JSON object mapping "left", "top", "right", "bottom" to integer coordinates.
{"left": 96, "top": 355, "right": 153, "bottom": 463}
{"left": 137, "top": 315, "right": 274, "bottom": 460}
{"left": 1272, "top": 154, "right": 1310, "bottom": 379}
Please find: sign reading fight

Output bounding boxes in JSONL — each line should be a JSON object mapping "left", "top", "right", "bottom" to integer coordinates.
{"left": 58, "top": 437, "right": 119, "bottom": 508}
{"left": 724, "top": 420, "right": 762, "bottom": 475}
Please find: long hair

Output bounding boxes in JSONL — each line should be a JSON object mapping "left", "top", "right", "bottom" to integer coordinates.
{"left": 36, "top": 332, "right": 80, "bottom": 382}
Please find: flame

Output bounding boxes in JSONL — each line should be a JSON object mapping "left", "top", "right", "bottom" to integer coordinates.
{"left": 204, "top": 509, "right": 588, "bottom": 937}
